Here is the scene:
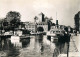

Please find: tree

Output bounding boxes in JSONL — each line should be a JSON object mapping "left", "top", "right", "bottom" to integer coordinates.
{"left": 6, "top": 11, "right": 21, "bottom": 22}
{"left": 34, "top": 16, "right": 38, "bottom": 23}
{"left": 6, "top": 11, "right": 21, "bottom": 30}
{"left": 37, "top": 27, "right": 44, "bottom": 32}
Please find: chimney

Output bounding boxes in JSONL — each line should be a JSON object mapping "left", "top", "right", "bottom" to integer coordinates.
{"left": 55, "top": 12, "right": 58, "bottom": 28}
{"left": 56, "top": 20, "right": 58, "bottom": 25}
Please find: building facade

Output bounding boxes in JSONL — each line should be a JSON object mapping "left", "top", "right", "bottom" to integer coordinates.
{"left": 24, "top": 22, "right": 37, "bottom": 33}
{"left": 37, "top": 22, "right": 48, "bottom": 32}
{"left": 74, "top": 11, "right": 80, "bottom": 33}
{"left": 24, "top": 13, "right": 52, "bottom": 33}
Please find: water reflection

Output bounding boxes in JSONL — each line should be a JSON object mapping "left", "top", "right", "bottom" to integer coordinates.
{"left": 7, "top": 43, "right": 20, "bottom": 57}
{"left": 0, "top": 38, "right": 10, "bottom": 51}
{"left": 47, "top": 36, "right": 68, "bottom": 56}
{"left": 0, "top": 35, "right": 68, "bottom": 57}
{"left": 20, "top": 37, "right": 30, "bottom": 48}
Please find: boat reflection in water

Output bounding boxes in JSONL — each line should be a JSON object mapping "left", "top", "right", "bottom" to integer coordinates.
{"left": 0, "top": 35, "right": 68, "bottom": 57}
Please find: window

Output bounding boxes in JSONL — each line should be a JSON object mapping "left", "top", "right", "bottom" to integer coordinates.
{"left": 53, "top": 31, "right": 55, "bottom": 33}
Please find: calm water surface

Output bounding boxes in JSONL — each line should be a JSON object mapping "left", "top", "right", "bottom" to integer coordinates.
{"left": 0, "top": 35, "right": 68, "bottom": 57}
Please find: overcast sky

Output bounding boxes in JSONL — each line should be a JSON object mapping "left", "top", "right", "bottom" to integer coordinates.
{"left": 0, "top": 0, "right": 80, "bottom": 27}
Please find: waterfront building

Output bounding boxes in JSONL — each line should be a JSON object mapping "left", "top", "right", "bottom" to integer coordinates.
{"left": 14, "top": 30, "right": 22, "bottom": 36}
{"left": 74, "top": 11, "right": 80, "bottom": 33}
{"left": 37, "top": 22, "right": 48, "bottom": 32}
{"left": 23, "top": 13, "right": 53, "bottom": 33}
{"left": 35, "top": 13, "right": 52, "bottom": 31}
{"left": 39, "top": 12, "right": 45, "bottom": 22}
{"left": 24, "top": 22, "right": 37, "bottom": 33}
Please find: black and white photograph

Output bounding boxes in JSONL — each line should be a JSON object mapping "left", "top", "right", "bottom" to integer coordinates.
{"left": 0, "top": 0, "right": 80, "bottom": 57}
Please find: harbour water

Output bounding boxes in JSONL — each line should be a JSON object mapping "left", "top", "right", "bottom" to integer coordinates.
{"left": 0, "top": 35, "right": 68, "bottom": 57}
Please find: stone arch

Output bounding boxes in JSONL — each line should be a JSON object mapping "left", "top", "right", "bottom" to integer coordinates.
{"left": 37, "top": 26, "right": 44, "bottom": 32}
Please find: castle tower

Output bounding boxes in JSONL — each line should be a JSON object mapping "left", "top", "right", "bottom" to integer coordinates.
{"left": 39, "top": 12, "right": 45, "bottom": 22}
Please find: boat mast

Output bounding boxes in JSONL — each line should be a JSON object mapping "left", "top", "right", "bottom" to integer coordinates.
{"left": 56, "top": 12, "right": 57, "bottom": 21}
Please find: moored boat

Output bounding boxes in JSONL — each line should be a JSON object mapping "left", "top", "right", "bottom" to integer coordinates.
{"left": 47, "top": 28, "right": 65, "bottom": 38}
{"left": 30, "top": 32, "right": 46, "bottom": 35}
{"left": 0, "top": 34, "right": 12, "bottom": 38}
{"left": 47, "top": 28, "right": 71, "bottom": 42}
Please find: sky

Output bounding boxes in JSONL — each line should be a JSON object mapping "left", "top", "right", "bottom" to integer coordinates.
{"left": 0, "top": 0, "right": 80, "bottom": 28}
